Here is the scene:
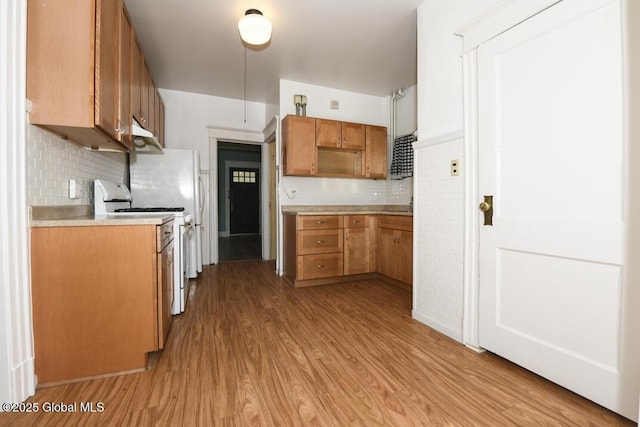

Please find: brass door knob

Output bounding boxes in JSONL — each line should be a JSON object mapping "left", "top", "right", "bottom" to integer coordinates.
{"left": 479, "top": 201, "right": 492, "bottom": 212}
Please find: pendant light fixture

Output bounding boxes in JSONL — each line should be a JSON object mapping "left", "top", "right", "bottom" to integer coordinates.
{"left": 238, "top": 9, "right": 272, "bottom": 45}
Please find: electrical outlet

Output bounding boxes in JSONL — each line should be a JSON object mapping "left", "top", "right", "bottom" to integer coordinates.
{"left": 450, "top": 160, "right": 460, "bottom": 176}
{"left": 330, "top": 100, "right": 339, "bottom": 109}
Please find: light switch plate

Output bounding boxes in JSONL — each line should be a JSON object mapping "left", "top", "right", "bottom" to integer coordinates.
{"left": 68, "top": 179, "right": 78, "bottom": 199}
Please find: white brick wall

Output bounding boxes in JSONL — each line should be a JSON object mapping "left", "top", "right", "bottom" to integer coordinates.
{"left": 26, "top": 124, "right": 127, "bottom": 207}
{"left": 412, "top": 136, "right": 464, "bottom": 342}
{"left": 279, "top": 176, "right": 413, "bottom": 206}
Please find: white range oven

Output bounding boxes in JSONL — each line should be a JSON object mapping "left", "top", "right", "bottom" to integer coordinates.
{"left": 94, "top": 179, "right": 192, "bottom": 315}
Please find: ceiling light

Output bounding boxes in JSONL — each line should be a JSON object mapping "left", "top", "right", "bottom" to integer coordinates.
{"left": 238, "top": 9, "right": 272, "bottom": 45}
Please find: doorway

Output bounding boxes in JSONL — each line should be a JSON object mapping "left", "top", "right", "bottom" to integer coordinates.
{"left": 229, "top": 167, "right": 260, "bottom": 234}
{"left": 218, "top": 142, "right": 262, "bottom": 261}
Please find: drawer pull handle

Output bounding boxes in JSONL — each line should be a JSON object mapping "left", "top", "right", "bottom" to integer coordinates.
{"left": 317, "top": 240, "right": 325, "bottom": 244}
{"left": 316, "top": 264, "right": 325, "bottom": 268}
{"left": 352, "top": 220, "right": 360, "bottom": 223}
{"left": 316, "top": 220, "right": 325, "bottom": 224}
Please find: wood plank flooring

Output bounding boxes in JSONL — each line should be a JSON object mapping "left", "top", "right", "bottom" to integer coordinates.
{"left": 2, "top": 261, "right": 633, "bottom": 426}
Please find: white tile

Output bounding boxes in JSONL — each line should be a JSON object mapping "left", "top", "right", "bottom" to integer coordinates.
{"left": 26, "top": 125, "right": 127, "bottom": 207}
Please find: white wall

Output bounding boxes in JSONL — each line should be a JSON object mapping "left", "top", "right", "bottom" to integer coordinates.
{"left": 417, "top": 1, "right": 494, "bottom": 140}
{"left": 395, "top": 85, "right": 418, "bottom": 137}
{"left": 159, "top": 89, "right": 267, "bottom": 170}
{"left": 413, "top": 0, "right": 496, "bottom": 341}
{"left": 279, "top": 79, "right": 389, "bottom": 125}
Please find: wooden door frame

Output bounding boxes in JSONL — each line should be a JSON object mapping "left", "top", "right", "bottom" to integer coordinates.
{"left": 207, "top": 128, "right": 263, "bottom": 265}
{"left": 456, "top": 0, "right": 569, "bottom": 351}
{"left": 207, "top": 118, "right": 278, "bottom": 265}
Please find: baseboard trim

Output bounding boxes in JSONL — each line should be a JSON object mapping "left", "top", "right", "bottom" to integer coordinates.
{"left": 412, "top": 309, "right": 463, "bottom": 343}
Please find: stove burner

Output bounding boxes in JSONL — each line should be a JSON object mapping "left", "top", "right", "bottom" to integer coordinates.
{"left": 115, "top": 207, "right": 186, "bottom": 213}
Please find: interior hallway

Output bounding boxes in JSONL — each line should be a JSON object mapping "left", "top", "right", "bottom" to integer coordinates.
{"left": 218, "top": 234, "right": 262, "bottom": 262}
{"left": 1, "top": 261, "right": 632, "bottom": 425}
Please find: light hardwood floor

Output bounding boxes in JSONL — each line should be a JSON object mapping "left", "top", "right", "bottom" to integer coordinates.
{"left": 2, "top": 261, "right": 633, "bottom": 426}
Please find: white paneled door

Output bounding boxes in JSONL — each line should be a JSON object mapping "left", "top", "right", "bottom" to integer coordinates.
{"left": 478, "top": 0, "right": 624, "bottom": 414}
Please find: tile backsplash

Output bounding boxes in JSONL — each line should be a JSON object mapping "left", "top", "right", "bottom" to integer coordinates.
{"left": 279, "top": 176, "right": 413, "bottom": 206}
{"left": 26, "top": 124, "right": 127, "bottom": 207}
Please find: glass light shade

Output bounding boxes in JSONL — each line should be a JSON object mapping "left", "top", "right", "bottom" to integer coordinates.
{"left": 238, "top": 10, "right": 272, "bottom": 45}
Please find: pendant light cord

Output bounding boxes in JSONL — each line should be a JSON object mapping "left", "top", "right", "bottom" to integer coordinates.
{"left": 244, "top": 46, "right": 247, "bottom": 123}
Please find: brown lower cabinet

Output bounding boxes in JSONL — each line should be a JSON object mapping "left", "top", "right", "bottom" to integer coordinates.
{"left": 377, "top": 215, "right": 413, "bottom": 285}
{"left": 284, "top": 213, "right": 410, "bottom": 287}
{"left": 30, "top": 221, "right": 173, "bottom": 384}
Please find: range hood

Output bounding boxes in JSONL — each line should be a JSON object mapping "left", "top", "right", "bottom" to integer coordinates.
{"left": 131, "top": 119, "right": 163, "bottom": 153}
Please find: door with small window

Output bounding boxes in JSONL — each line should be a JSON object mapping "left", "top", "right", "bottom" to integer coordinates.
{"left": 229, "top": 168, "right": 260, "bottom": 234}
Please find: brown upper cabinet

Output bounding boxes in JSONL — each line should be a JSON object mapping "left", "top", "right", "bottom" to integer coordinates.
{"left": 95, "top": 0, "right": 120, "bottom": 142}
{"left": 131, "top": 37, "right": 144, "bottom": 128}
{"left": 119, "top": 6, "right": 133, "bottom": 150}
{"left": 283, "top": 115, "right": 387, "bottom": 179}
{"left": 316, "top": 119, "right": 365, "bottom": 150}
{"left": 158, "top": 96, "right": 166, "bottom": 147}
{"left": 27, "top": 0, "right": 163, "bottom": 152}
{"left": 133, "top": 50, "right": 154, "bottom": 131}
{"left": 140, "top": 60, "right": 152, "bottom": 129}
{"left": 27, "top": 0, "right": 123, "bottom": 150}
{"left": 365, "top": 125, "right": 388, "bottom": 179}
{"left": 283, "top": 115, "right": 317, "bottom": 176}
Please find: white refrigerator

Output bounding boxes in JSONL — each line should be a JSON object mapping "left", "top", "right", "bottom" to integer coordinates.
{"left": 129, "top": 149, "right": 204, "bottom": 277}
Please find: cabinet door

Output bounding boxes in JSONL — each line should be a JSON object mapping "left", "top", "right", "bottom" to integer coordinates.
{"left": 95, "top": 0, "right": 120, "bottom": 140}
{"left": 159, "top": 96, "right": 165, "bottom": 147}
{"left": 283, "top": 115, "right": 316, "bottom": 176}
{"left": 344, "top": 228, "right": 370, "bottom": 275}
{"left": 157, "top": 244, "right": 173, "bottom": 350}
{"left": 131, "top": 37, "right": 143, "bottom": 125}
{"left": 118, "top": 4, "right": 132, "bottom": 149}
{"left": 141, "top": 60, "right": 151, "bottom": 129}
{"left": 153, "top": 88, "right": 160, "bottom": 137}
{"left": 377, "top": 228, "right": 397, "bottom": 279}
{"left": 366, "top": 125, "right": 388, "bottom": 179}
{"left": 148, "top": 77, "right": 157, "bottom": 136}
{"left": 316, "top": 118, "right": 341, "bottom": 148}
{"left": 397, "top": 230, "right": 413, "bottom": 285}
{"left": 342, "top": 122, "right": 365, "bottom": 150}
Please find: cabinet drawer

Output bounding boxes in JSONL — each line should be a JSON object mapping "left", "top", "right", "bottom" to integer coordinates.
{"left": 297, "top": 229, "right": 343, "bottom": 255}
{"left": 378, "top": 215, "right": 412, "bottom": 231}
{"left": 297, "top": 253, "right": 343, "bottom": 280}
{"left": 297, "top": 215, "right": 343, "bottom": 230}
{"left": 344, "top": 215, "right": 368, "bottom": 228}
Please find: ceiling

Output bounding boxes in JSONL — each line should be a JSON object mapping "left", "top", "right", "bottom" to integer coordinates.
{"left": 124, "top": 0, "right": 421, "bottom": 104}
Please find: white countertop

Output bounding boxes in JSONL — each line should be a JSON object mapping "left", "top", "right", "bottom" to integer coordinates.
{"left": 30, "top": 205, "right": 174, "bottom": 228}
{"left": 282, "top": 204, "right": 413, "bottom": 216}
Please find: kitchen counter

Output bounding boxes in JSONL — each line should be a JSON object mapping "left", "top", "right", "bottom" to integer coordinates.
{"left": 30, "top": 204, "right": 176, "bottom": 384}
{"left": 30, "top": 205, "right": 173, "bottom": 227}
{"left": 282, "top": 204, "right": 413, "bottom": 216}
